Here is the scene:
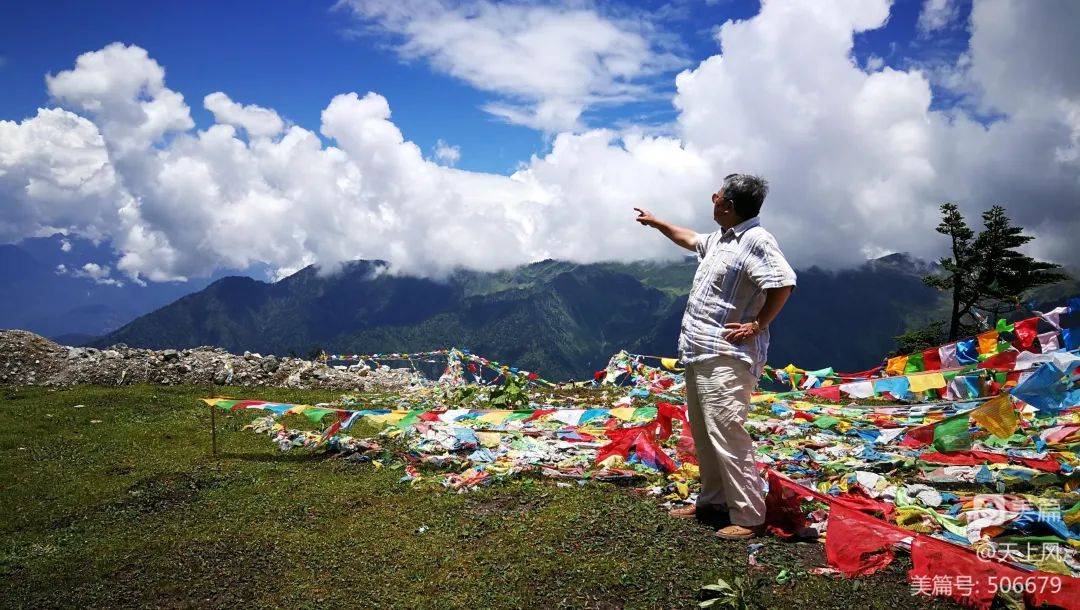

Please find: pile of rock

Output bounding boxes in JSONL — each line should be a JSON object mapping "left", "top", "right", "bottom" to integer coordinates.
{"left": 0, "top": 330, "right": 420, "bottom": 390}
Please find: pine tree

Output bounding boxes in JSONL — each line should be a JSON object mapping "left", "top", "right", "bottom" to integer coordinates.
{"left": 923, "top": 203, "right": 1066, "bottom": 340}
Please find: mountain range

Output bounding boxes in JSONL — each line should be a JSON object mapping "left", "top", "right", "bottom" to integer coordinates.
{"left": 87, "top": 253, "right": 953, "bottom": 380}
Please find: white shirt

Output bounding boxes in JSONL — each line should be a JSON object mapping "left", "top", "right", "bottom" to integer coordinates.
{"left": 677, "top": 217, "right": 796, "bottom": 377}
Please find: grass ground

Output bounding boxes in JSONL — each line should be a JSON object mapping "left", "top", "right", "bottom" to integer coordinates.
{"left": 0, "top": 384, "right": 956, "bottom": 609}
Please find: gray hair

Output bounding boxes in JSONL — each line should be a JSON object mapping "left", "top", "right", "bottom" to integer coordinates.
{"left": 721, "top": 173, "right": 769, "bottom": 219}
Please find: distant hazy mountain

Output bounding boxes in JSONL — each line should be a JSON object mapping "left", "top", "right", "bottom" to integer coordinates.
{"left": 91, "top": 253, "right": 954, "bottom": 380}
{"left": 0, "top": 234, "right": 253, "bottom": 340}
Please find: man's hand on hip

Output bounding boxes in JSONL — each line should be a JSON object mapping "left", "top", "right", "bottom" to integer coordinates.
{"left": 723, "top": 321, "right": 760, "bottom": 344}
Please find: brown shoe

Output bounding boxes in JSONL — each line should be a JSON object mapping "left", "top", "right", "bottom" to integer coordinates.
{"left": 715, "top": 524, "right": 764, "bottom": 540}
{"left": 668, "top": 505, "right": 699, "bottom": 518}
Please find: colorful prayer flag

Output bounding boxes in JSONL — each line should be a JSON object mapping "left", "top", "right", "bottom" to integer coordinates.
{"left": 969, "top": 394, "right": 1018, "bottom": 440}
{"left": 976, "top": 331, "right": 999, "bottom": 355}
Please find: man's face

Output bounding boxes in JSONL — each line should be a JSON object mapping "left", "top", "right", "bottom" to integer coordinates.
{"left": 712, "top": 189, "right": 730, "bottom": 224}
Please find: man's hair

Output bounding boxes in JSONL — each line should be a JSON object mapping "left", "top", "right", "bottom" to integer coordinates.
{"left": 721, "top": 173, "right": 769, "bottom": 219}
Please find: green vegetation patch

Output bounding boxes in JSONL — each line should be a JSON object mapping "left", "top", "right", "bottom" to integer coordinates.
{"left": 1, "top": 385, "right": 954, "bottom": 609}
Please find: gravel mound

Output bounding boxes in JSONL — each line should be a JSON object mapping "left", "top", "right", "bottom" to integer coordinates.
{"left": 0, "top": 330, "right": 419, "bottom": 390}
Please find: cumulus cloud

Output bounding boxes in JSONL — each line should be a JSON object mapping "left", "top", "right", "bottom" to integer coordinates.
{"left": 0, "top": 0, "right": 1078, "bottom": 284}
{"left": 56, "top": 262, "right": 123, "bottom": 286}
{"left": 204, "top": 92, "right": 285, "bottom": 139}
{"left": 337, "top": 0, "right": 685, "bottom": 132}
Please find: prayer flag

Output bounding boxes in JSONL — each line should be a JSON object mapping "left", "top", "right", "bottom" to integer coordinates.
{"left": 1037, "top": 331, "right": 1059, "bottom": 352}
{"left": 904, "top": 353, "right": 924, "bottom": 373}
{"left": 874, "top": 376, "right": 910, "bottom": 399}
{"left": 1012, "top": 317, "right": 1038, "bottom": 351}
{"left": 839, "top": 380, "right": 875, "bottom": 398}
{"left": 976, "top": 330, "right": 999, "bottom": 354}
{"left": 907, "top": 372, "right": 946, "bottom": 393}
{"left": 1036, "top": 305, "right": 1068, "bottom": 329}
{"left": 995, "top": 318, "right": 1014, "bottom": 333}
{"left": 968, "top": 394, "right": 1018, "bottom": 439}
{"left": 921, "top": 347, "right": 942, "bottom": 371}
{"left": 1064, "top": 327, "right": 1079, "bottom": 350}
{"left": 932, "top": 413, "right": 973, "bottom": 452}
{"left": 956, "top": 339, "right": 979, "bottom": 364}
{"left": 885, "top": 355, "right": 908, "bottom": 376}
{"left": 938, "top": 343, "right": 960, "bottom": 368}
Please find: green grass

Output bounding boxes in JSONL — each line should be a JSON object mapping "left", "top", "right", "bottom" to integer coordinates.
{"left": 1, "top": 385, "right": 956, "bottom": 609}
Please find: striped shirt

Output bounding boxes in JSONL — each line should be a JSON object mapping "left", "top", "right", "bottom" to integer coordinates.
{"left": 677, "top": 217, "right": 796, "bottom": 377}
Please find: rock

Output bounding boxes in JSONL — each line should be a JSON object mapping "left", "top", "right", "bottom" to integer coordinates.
{"left": 261, "top": 356, "right": 279, "bottom": 373}
{"left": 0, "top": 329, "right": 419, "bottom": 390}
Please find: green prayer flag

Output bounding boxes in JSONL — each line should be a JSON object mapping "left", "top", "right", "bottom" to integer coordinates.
{"left": 904, "top": 353, "right": 925, "bottom": 373}
{"left": 632, "top": 406, "right": 658, "bottom": 420}
{"left": 932, "top": 414, "right": 973, "bottom": 452}
{"left": 995, "top": 318, "right": 1014, "bottom": 333}
{"left": 812, "top": 415, "right": 841, "bottom": 429}
{"left": 303, "top": 408, "right": 333, "bottom": 423}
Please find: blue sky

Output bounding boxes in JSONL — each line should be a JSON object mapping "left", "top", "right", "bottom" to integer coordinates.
{"left": 2, "top": 0, "right": 970, "bottom": 174}
{"left": 2, "top": 0, "right": 1076, "bottom": 285}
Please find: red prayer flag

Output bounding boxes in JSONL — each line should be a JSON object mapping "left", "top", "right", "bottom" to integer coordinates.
{"left": 909, "top": 535, "right": 1027, "bottom": 610}
{"left": 1013, "top": 316, "right": 1039, "bottom": 351}
{"left": 826, "top": 504, "right": 909, "bottom": 577}
{"left": 921, "top": 347, "right": 942, "bottom": 371}
{"left": 978, "top": 349, "right": 1018, "bottom": 370}
{"left": 806, "top": 385, "right": 841, "bottom": 401}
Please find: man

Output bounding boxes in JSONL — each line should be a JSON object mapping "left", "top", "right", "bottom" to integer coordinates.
{"left": 634, "top": 173, "right": 795, "bottom": 540}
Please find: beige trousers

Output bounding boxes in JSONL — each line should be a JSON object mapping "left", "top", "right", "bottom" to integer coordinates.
{"left": 684, "top": 354, "right": 766, "bottom": 526}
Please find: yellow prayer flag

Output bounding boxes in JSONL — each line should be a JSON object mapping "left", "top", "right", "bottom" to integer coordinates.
{"left": 609, "top": 407, "right": 636, "bottom": 421}
{"left": 660, "top": 357, "right": 682, "bottom": 371}
{"left": 977, "top": 330, "right": 1000, "bottom": 355}
{"left": 969, "top": 394, "right": 1018, "bottom": 439}
{"left": 885, "top": 355, "right": 909, "bottom": 376}
{"left": 907, "top": 372, "right": 946, "bottom": 393}
{"left": 477, "top": 410, "right": 512, "bottom": 425}
{"left": 476, "top": 432, "right": 502, "bottom": 448}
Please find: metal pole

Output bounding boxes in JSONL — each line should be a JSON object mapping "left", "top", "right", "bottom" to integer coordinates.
{"left": 210, "top": 402, "right": 218, "bottom": 458}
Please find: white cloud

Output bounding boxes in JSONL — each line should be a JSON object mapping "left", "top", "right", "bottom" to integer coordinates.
{"left": 60, "top": 238, "right": 72, "bottom": 252}
{"left": 917, "top": 0, "right": 961, "bottom": 35}
{"left": 337, "top": 0, "right": 684, "bottom": 132}
{"left": 203, "top": 92, "right": 285, "bottom": 139}
{"left": 1, "top": 1, "right": 1078, "bottom": 284}
{"left": 56, "top": 262, "right": 123, "bottom": 286}
{"left": 432, "top": 139, "right": 460, "bottom": 166}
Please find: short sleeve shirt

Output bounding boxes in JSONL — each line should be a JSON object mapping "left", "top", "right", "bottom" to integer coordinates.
{"left": 677, "top": 217, "right": 796, "bottom": 377}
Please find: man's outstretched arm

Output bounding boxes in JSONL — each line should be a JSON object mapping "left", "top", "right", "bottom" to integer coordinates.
{"left": 634, "top": 207, "right": 697, "bottom": 252}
